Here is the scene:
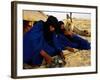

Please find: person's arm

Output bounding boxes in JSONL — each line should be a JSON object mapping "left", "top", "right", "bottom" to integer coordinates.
{"left": 65, "top": 46, "right": 74, "bottom": 52}
{"left": 63, "top": 30, "right": 74, "bottom": 37}
{"left": 40, "top": 50, "right": 53, "bottom": 64}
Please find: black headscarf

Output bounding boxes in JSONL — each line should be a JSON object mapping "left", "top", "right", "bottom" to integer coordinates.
{"left": 58, "top": 21, "right": 66, "bottom": 34}
{"left": 43, "top": 16, "right": 59, "bottom": 42}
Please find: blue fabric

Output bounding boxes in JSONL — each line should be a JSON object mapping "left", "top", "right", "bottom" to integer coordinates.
{"left": 42, "top": 41, "right": 58, "bottom": 57}
{"left": 23, "top": 20, "right": 90, "bottom": 66}
{"left": 23, "top": 21, "right": 44, "bottom": 65}
{"left": 70, "top": 34, "right": 91, "bottom": 50}
{"left": 56, "top": 31, "right": 90, "bottom": 50}
{"left": 57, "top": 34, "right": 78, "bottom": 49}
{"left": 62, "top": 33, "right": 91, "bottom": 50}
{"left": 42, "top": 32, "right": 62, "bottom": 57}
{"left": 23, "top": 21, "right": 63, "bottom": 65}
{"left": 44, "top": 32, "right": 78, "bottom": 51}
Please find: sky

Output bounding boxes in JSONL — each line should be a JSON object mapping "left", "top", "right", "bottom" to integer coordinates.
{"left": 43, "top": 11, "right": 91, "bottom": 21}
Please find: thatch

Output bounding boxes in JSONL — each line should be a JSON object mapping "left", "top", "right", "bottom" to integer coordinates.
{"left": 23, "top": 10, "right": 48, "bottom": 22}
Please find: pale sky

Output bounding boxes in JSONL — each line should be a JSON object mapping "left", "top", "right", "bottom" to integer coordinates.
{"left": 43, "top": 11, "right": 91, "bottom": 21}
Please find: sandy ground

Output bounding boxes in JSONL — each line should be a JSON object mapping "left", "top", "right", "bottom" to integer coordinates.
{"left": 63, "top": 18, "right": 91, "bottom": 67}
{"left": 63, "top": 48, "right": 91, "bottom": 67}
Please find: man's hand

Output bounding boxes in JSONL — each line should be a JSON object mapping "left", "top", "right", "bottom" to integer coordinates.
{"left": 40, "top": 50, "right": 53, "bottom": 64}
{"left": 65, "top": 47, "right": 75, "bottom": 52}
{"left": 64, "top": 31, "right": 74, "bottom": 37}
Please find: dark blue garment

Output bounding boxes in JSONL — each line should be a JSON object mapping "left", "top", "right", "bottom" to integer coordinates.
{"left": 42, "top": 32, "right": 63, "bottom": 57}
{"left": 62, "top": 33, "right": 91, "bottom": 50}
{"left": 70, "top": 34, "right": 91, "bottom": 50}
{"left": 44, "top": 32, "right": 78, "bottom": 51}
{"left": 23, "top": 21, "right": 44, "bottom": 65}
{"left": 56, "top": 30, "right": 90, "bottom": 50}
{"left": 57, "top": 34, "right": 78, "bottom": 49}
{"left": 23, "top": 21, "right": 63, "bottom": 65}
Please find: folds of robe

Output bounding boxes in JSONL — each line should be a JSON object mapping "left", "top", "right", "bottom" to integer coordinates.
{"left": 57, "top": 34, "right": 78, "bottom": 49}
{"left": 23, "top": 20, "right": 90, "bottom": 66}
{"left": 60, "top": 33, "right": 91, "bottom": 50}
{"left": 43, "top": 32, "right": 63, "bottom": 56}
{"left": 23, "top": 20, "right": 45, "bottom": 65}
{"left": 23, "top": 21, "right": 63, "bottom": 65}
{"left": 68, "top": 34, "right": 91, "bottom": 50}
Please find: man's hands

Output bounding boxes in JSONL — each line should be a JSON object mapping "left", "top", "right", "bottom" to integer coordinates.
{"left": 64, "top": 31, "right": 74, "bottom": 37}
{"left": 40, "top": 50, "right": 53, "bottom": 64}
{"left": 65, "top": 47, "right": 75, "bottom": 52}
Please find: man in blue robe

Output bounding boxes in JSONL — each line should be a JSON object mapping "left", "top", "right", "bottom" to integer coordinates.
{"left": 23, "top": 20, "right": 45, "bottom": 66}
{"left": 23, "top": 17, "right": 66, "bottom": 67}
{"left": 57, "top": 21, "right": 90, "bottom": 50}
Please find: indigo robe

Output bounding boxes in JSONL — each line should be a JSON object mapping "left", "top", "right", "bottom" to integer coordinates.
{"left": 23, "top": 21, "right": 62, "bottom": 65}
{"left": 66, "top": 34, "right": 91, "bottom": 50}
{"left": 58, "top": 33, "right": 90, "bottom": 50}
{"left": 23, "top": 21, "right": 44, "bottom": 65}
